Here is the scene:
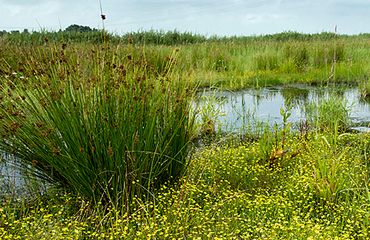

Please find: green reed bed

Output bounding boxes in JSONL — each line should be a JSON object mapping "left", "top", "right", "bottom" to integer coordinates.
{"left": 0, "top": 30, "right": 117, "bottom": 45}
{"left": 305, "top": 95, "right": 350, "bottom": 133}
{"left": 2, "top": 31, "right": 370, "bottom": 91}
{"left": 161, "top": 38, "right": 370, "bottom": 90}
{"left": 0, "top": 43, "right": 196, "bottom": 210}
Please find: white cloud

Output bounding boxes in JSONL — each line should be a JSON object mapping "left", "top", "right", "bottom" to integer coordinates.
{"left": 0, "top": 0, "right": 369, "bottom": 35}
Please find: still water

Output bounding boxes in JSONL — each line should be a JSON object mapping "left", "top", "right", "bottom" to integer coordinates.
{"left": 2, "top": 86, "right": 370, "bottom": 197}
{"left": 197, "top": 85, "right": 370, "bottom": 133}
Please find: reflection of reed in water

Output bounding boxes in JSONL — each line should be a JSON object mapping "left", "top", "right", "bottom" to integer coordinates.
{"left": 280, "top": 87, "right": 310, "bottom": 106}
{"left": 199, "top": 86, "right": 370, "bottom": 134}
{"left": 0, "top": 153, "right": 22, "bottom": 198}
{"left": 0, "top": 153, "right": 49, "bottom": 199}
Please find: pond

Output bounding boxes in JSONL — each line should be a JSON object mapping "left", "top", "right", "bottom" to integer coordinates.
{"left": 2, "top": 85, "right": 370, "bottom": 197}
{"left": 196, "top": 85, "right": 370, "bottom": 133}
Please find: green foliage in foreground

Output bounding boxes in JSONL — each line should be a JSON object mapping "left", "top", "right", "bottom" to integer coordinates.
{"left": 0, "top": 44, "right": 195, "bottom": 209}
{"left": 0, "top": 131, "right": 369, "bottom": 239}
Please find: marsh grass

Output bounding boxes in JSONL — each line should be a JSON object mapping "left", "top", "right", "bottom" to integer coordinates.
{"left": 359, "top": 78, "right": 370, "bottom": 98}
{"left": 305, "top": 95, "right": 350, "bottom": 133}
{"left": 253, "top": 52, "right": 279, "bottom": 71}
{"left": 0, "top": 124, "right": 369, "bottom": 239}
{"left": 0, "top": 44, "right": 196, "bottom": 210}
{"left": 0, "top": 31, "right": 370, "bottom": 239}
{"left": 193, "top": 90, "right": 227, "bottom": 138}
{"left": 2, "top": 32, "right": 370, "bottom": 90}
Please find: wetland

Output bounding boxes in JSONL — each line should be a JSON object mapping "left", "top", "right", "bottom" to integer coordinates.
{"left": 0, "top": 31, "right": 369, "bottom": 239}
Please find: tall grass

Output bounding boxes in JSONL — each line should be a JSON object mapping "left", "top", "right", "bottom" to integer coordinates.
{"left": 0, "top": 44, "right": 196, "bottom": 210}
{"left": 1, "top": 30, "right": 370, "bottom": 238}
{"left": 1, "top": 32, "right": 370, "bottom": 90}
{"left": 305, "top": 95, "right": 349, "bottom": 133}
{"left": 1, "top": 129, "right": 369, "bottom": 239}
{"left": 359, "top": 78, "right": 370, "bottom": 98}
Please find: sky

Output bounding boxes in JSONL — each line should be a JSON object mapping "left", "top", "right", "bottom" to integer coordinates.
{"left": 0, "top": 0, "right": 369, "bottom": 36}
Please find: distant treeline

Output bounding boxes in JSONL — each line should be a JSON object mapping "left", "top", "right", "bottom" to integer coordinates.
{"left": 1, "top": 24, "right": 369, "bottom": 45}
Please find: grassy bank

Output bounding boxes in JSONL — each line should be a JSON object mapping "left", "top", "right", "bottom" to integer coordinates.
{"left": 1, "top": 31, "right": 370, "bottom": 90}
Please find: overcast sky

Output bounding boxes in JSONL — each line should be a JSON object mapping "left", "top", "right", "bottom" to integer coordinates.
{"left": 0, "top": 0, "right": 369, "bottom": 36}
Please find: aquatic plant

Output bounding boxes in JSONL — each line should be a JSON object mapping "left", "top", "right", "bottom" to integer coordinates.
{"left": 359, "top": 79, "right": 370, "bottom": 98}
{"left": 305, "top": 95, "right": 349, "bottom": 133}
{"left": 0, "top": 46, "right": 195, "bottom": 210}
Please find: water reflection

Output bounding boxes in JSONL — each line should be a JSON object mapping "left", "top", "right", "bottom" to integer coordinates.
{"left": 0, "top": 153, "right": 49, "bottom": 198}
{"left": 200, "top": 86, "right": 370, "bottom": 133}
{"left": 280, "top": 87, "right": 309, "bottom": 106}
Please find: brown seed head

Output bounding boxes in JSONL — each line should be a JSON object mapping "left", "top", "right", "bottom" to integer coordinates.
{"left": 10, "top": 121, "right": 21, "bottom": 132}
{"left": 107, "top": 146, "right": 113, "bottom": 156}
{"left": 52, "top": 147, "right": 61, "bottom": 156}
